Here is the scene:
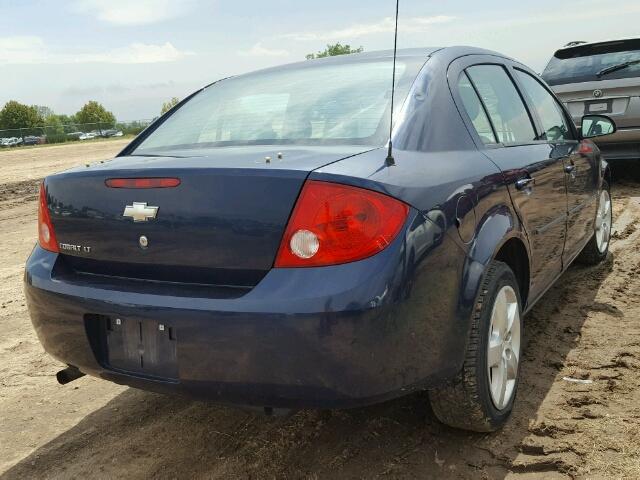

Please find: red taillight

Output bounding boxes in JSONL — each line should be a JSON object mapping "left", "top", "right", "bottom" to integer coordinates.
{"left": 275, "top": 180, "right": 409, "bottom": 268}
{"left": 38, "top": 182, "right": 59, "bottom": 253}
{"left": 105, "top": 178, "right": 181, "bottom": 188}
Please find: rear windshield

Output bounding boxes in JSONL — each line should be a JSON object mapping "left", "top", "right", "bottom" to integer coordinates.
{"left": 542, "top": 39, "right": 640, "bottom": 86}
{"left": 134, "top": 58, "right": 424, "bottom": 153}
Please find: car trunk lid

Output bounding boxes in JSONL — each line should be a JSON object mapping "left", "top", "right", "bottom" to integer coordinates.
{"left": 46, "top": 145, "right": 373, "bottom": 286}
{"left": 552, "top": 78, "right": 640, "bottom": 129}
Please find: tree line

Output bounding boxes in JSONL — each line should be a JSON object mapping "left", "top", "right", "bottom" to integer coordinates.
{"left": 0, "top": 100, "right": 116, "bottom": 134}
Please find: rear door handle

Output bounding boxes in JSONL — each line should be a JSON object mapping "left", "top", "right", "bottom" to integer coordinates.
{"left": 515, "top": 177, "right": 535, "bottom": 190}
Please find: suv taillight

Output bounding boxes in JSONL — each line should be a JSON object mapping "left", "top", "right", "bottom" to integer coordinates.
{"left": 38, "top": 182, "right": 59, "bottom": 253}
{"left": 274, "top": 180, "right": 409, "bottom": 267}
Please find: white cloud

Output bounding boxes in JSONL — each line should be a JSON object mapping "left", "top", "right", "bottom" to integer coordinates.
{"left": 282, "top": 15, "right": 456, "bottom": 42}
{"left": 72, "top": 0, "right": 197, "bottom": 26}
{"left": 0, "top": 37, "right": 192, "bottom": 65}
{"left": 0, "top": 36, "right": 49, "bottom": 64}
{"left": 79, "top": 42, "right": 192, "bottom": 63}
{"left": 238, "top": 42, "right": 289, "bottom": 57}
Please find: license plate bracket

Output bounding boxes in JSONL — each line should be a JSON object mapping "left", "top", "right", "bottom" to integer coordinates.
{"left": 586, "top": 100, "right": 612, "bottom": 114}
{"left": 105, "top": 317, "right": 178, "bottom": 380}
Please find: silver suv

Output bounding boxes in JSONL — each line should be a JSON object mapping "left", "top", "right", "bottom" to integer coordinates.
{"left": 542, "top": 38, "right": 640, "bottom": 161}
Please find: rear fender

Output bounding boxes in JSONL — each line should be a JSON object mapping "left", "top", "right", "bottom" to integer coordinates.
{"left": 467, "top": 204, "right": 528, "bottom": 266}
{"left": 459, "top": 204, "right": 530, "bottom": 324}
{"left": 432, "top": 204, "right": 531, "bottom": 378}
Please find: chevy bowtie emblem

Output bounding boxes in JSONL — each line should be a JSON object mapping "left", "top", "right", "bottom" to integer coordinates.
{"left": 123, "top": 202, "right": 159, "bottom": 222}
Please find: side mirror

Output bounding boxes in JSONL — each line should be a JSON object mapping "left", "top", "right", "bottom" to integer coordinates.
{"left": 581, "top": 115, "right": 616, "bottom": 139}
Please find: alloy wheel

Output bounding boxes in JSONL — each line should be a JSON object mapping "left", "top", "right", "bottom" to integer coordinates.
{"left": 486, "top": 285, "right": 521, "bottom": 410}
{"left": 595, "top": 189, "right": 612, "bottom": 253}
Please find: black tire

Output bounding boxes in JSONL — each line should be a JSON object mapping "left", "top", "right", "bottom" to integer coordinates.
{"left": 428, "top": 260, "right": 523, "bottom": 432}
{"left": 577, "top": 180, "right": 611, "bottom": 266}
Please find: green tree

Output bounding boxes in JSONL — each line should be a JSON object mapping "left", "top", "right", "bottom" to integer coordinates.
{"left": 0, "top": 101, "right": 44, "bottom": 131}
{"left": 42, "top": 114, "right": 67, "bottom": 143}
{"left": 75, "top": 101, "right": 116, "bottom": 128}
{"left": 161, "top": 97, "right": 180, "bottom": 115}
{"left": 306, "top": 43, "right": 363, "bottom": 60}
{"left": 34, "top": 105, "right": 55, "bottom": 119}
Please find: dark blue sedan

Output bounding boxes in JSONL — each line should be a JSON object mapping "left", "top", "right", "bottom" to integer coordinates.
{"left": 25, "top": 47, "right": 615, "bottom": 431}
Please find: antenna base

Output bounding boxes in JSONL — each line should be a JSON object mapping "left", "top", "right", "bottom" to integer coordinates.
{"left": 385, "top": 141, "right": 395, "bottom": 166}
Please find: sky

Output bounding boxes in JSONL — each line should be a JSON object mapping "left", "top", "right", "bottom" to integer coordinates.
{"left": 0, "top": 0, "right": 638, "bottom": 121}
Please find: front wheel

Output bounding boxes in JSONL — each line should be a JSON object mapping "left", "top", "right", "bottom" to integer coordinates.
{"left": 428, "top": 261, "right": 523, "bottom": 432}
{"left": 577, "top": 181, "right": 612, "bottom": 265}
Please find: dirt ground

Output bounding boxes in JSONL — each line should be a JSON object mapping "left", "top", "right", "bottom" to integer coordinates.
{"left": 1, "top": 142, "right": 639, "bottom": 479}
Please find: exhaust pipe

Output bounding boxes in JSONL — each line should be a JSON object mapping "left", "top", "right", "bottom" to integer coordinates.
{"left": 56, "top": 366, "right": 85, "bottom": 385}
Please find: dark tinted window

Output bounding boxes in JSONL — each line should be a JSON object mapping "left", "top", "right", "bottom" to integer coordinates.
{"left": 466, "top": 65, "right": 536, "bottom": 144}
{"left": 542, "top": 39, "right": 640, "bottom": 85}
{"left": 457, "top": 73, "right": 496, "bottom": 144}
{"left": 515, "top": 70, "right": 573, "bottom": 142}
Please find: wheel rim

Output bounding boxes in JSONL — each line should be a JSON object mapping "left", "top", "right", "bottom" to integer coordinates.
{"left": 487, "top": 285, "right": 521, "bottom": 410}
{"left": 595, "top": 189, "right": 612, "bottom": 254}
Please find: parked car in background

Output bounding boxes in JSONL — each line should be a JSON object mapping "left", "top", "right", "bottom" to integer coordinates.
{"left": 542, "top": 38, "right": 640, "bottom": 161}
{"left": 102, "top": 129, "right": 124, "bottom": 137}
{"left": 1, "top": 137, "right": 21, "bottom": 147}
{"left": 26, "top": 47, "right": 615, "bottom": 432}
{"left": 23, "top": 135, "right": 43, "bottom": 146}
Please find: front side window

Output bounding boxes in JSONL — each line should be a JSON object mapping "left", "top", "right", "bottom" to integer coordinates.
{"left": 466, "top": 65, "right": 536, "bottom": 144}
{"left": 515, "top": 70, "right": 573, "bottom": 142}
{"left": 457, "top": 73, "right": 496, "bottom": 144}
{"left": 134, "top": 59, "right": 422, "bottom": 154}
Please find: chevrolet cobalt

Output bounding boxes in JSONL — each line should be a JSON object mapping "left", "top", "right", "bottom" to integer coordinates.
{"left": 25, "top": 47, "right": 615, "bottom": 431}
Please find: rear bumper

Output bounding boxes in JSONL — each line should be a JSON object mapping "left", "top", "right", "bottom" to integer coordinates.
{"left": 24, "top": 218, "right": 472, "bottom": 409}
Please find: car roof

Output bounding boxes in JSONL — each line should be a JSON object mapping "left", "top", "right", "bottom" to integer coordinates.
{"left": 228, "top": 46, "right": 512, "bottom": 81}
{"left": 554, "top": 37, "right": 640, "bottom": 55}
{"left": 288, "top": 46, "right": 509, "bottom": 64}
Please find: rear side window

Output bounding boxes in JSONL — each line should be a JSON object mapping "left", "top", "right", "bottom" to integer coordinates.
{"left": 466, "top": 65, "right": 537, "bottom": 144}
{"left": 515, "top": 70, "right": 574, "bottom": 142}
{"left": 457, "top": 73, "right": 496, "bottom": 144}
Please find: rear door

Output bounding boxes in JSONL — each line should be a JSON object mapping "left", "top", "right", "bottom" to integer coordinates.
{"left": 512, "top": 69, "right": 599, "bottom": 264}
{"left": 451, "top": 58, "right": 568, "bottom": 301}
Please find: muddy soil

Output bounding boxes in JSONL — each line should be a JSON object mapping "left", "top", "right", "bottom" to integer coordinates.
{"left": 1, "top": 143, "right": 639, "bottom": 479}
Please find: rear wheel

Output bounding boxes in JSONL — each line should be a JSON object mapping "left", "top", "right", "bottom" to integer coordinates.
{"left": 429, "top": 261, "right": 523, "bottom": 432}
{"left": 577, "top": 181, "right": 612, "bottom": 265}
